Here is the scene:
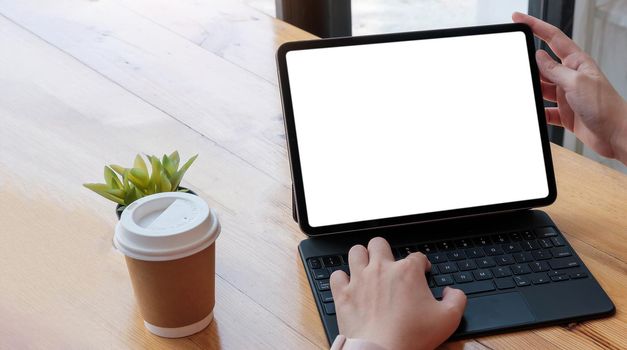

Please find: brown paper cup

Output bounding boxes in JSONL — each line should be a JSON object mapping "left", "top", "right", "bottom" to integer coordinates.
{"left": 114, "top": 192, "right": 220, "bottom": 338}
{"left": 125, "top": 243, "right": 216, "bottom": 336}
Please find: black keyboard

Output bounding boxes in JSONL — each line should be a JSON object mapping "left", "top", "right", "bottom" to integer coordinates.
{"left": 305, "top": 226, "right": 588, "bottom": 316}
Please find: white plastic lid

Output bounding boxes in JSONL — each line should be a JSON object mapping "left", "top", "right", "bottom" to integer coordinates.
{"left": 114, "top": 192, "right": 220, "bottom": 261}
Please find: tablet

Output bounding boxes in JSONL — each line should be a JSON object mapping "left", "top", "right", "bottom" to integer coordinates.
{"left": 277, "top": 23, "right": 556, "bottom": 236}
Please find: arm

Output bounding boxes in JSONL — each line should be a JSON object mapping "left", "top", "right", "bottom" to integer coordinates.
{"left": 513, "top": 12, "right": 627, "bottom": 165}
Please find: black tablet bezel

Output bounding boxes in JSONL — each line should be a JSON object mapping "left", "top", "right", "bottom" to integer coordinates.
{"left": 277, "top": 23, "right": 557, "bottom": 237}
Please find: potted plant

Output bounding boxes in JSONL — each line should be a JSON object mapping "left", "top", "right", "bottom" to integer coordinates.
{"left": 84, "top": 151, "right": 198, "bottom": 218}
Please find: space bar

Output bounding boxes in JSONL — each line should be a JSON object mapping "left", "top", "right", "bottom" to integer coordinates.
{"left": 431, "top": 281, "right": 495, "bottom": 299}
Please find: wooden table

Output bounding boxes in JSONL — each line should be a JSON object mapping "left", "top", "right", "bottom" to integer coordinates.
{"left": 0, "top": 1, "right": 625, "bottom": 349}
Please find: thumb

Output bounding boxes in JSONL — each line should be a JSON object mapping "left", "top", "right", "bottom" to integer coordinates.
{"left": 536, "top": 50, "right": 578, "bottom": 89}
{"left": 440, "top": 287, "right": 467, "bottom": 322}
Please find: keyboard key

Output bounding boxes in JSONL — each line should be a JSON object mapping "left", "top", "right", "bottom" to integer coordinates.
{"left": 319, "top": 290, "right": 334, "bottom": 303}
{"left": 438, "top": 262, "right": 458, "bottom": 273}
{"left": 502, "top": 242, "right": 522, "bottom": 253}
{"left": 341, "top": 254, "right": 349, "bottom": 264}
{"left": 455, "top": 280, "right": 495, "bottom": 295}
{"left": 474, "top": 236, "right": 492, "bottom": 246}
{"left": 513, "top": 275, "right": 531, "bottom": 287}
{"left": 521, "top": 240, "right": 540, "bottom": 251}
{"left": 453, "top": 271, "right": 474, "bottom": 283}
{"left": 491, "top": 234, "right": 510, "bottom": 244}
{"left": 492, "top": 266, "right": 512, "bottom": 278}
{"left": 321, "top": 255, "right": 342, "bottom": 267}
{"left": 427, "top": 253, "right": 447, "bottom": 263}
{"left": 397, "top": 245, "right": 418, "bottom": 258}
{"left": 496, "top": 255, "right": 515, "bottom": 266}
{"left": 328, "top": 266, "right": 350, "bottom": 276}
{"left": 522, "top": 230, "right": 535, "bottom": 240}
{"left": 511, "top": 264, "right": 532, "bottom": 275}
{"left": 437, "top": 241, "right": 455, "bottom": 251}
{"left": 549, "top": 258, "right": 579, "bottom": 270}
{"left": 513, "top": 252, "right": 533, "bottom": 263}
{"left": 509, "top": 232, "right": 523, "bottom": 241}
{"left": 550, "top": 275, "right": 569, "bottom": 282}
{"left": 312, "top": 269, "right": 329, "bottom": 280}
{"left": 465, "top": 248, "right": 485, "bottom": 258}
{"left": 529, "top": 261, "right": 550, "bottom": 272}
{"left": 495, "top": 277, "right": 516, "bottom": 289}
{"left": 418, "top": 243, "right": 437, "bottom": 254}
{"left": 447, "top": 250, "right": 466, "bottom": 261}
{"left": 431, "top": 287, "right": 444, "bottom": 299}
{"left": 457, "top": 260, "right": 477, "bottom": 271}
{"left": 434, "top": 275, "right": 454, "bottom": 286}
{"left": 538, "top": 238, "right": 553, "bottom": 249}
{"left": 485, "top": 246, "right": 504, "bottom": 256}
{"left": 430, "top": 264, "right": 439, "bottom": 275}
{"left": 532, "top": 275, "right": 550, "bottom": 284}
{"left": 327, "top": 266, "right": 341, "bottom": 273}
{"left": 550, "top": 236, "right": 565, "bottom": 247}
{"left": 392, "top": 249, "right": 402, "bottom": 260}
{"left": 550, "top": 247, "right": 572, "bottom": 258}
{"left": 454, "top": 239, "right": 474, "bottom": 249}
{"left": 476, "top": 257, "right": 496, "bottom": 268}
{"left": 308, "top": 258, "right": 322, "bottom": 269}
{"left": 547, "top": 270, "right": 565, "bottom": 278}
{"left": 323, "top": 302, "right": 336, "bottom": 315}
{"left": 428, "top": 276, "right": 435, "bottom": 288}
{"left": 532, "top": 249, "right": 552, "bottom": 260}
{"left": 535, "top": 227, "right": 558, "bottom": 238}
{"left": 473, "top": 269, "right": 493, "bottom": 280}
{"left": 316, "top": 279, "right": 330, "bottom": 291}
{"left": 570, "top": 271, "right": 588, "bottom": 279}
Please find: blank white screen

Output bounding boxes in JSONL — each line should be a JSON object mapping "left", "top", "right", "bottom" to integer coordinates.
{"left": 286, "top": 31, "right": 549, "bottom": 227}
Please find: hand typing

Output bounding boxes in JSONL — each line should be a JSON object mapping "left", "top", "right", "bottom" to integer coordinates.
{"left": 330, "top": 237, "right": 467, "bottom": 350}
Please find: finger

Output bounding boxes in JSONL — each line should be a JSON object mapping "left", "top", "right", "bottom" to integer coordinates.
{"left": 541, "top": 80, "right": 557, "bottom": 102}
{"left": 539, "top": 71, "right": 553, "bottom": 84}
{"left": 405, "top": 252, "right": 431, "bottom": 273}
{"left": 348, "top": 244, "right": 369, "bottom": 273}
{"left": 440, "top": 286, "right": 467, "bottom": 320}
{"left": 512, "top": 12, "right": 581, "bottom": 59}
{"left": 545, "top": 107, "right": 563, "bottom": 126}
{"left": 330, "top": 270, "right": 349, "bottom": 294}
{"left": 366, "top": 237, "right": 395, "bottom": 263}
{"left": 556, "top": 87, "right": 575, "bottom": 131}
{"left": 536, "top": 50, "right": 578, "bottom": 89}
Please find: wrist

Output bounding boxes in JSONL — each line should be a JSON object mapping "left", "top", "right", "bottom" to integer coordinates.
{"left": 331, "top": 335, "right": 388, "bottom": 350}
{"left": 374, "top": 336, "right": 433, "bottom": 350}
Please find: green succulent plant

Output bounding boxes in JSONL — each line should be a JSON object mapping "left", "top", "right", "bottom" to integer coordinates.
{"left": 84, "top": 151, "right": 198, "bottom": 207}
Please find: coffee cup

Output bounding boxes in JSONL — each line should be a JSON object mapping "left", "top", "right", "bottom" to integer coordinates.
{"left": 114, "top": 192, "right": 220, "bottom": 338}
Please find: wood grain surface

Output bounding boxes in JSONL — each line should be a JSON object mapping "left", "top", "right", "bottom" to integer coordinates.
{"left": 0, "top": 1, "right": 624, "bottom": 349}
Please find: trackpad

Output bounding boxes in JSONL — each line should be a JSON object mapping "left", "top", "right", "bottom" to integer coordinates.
{"left": 458, "top": 292, "right": 535, "bottom": 333}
